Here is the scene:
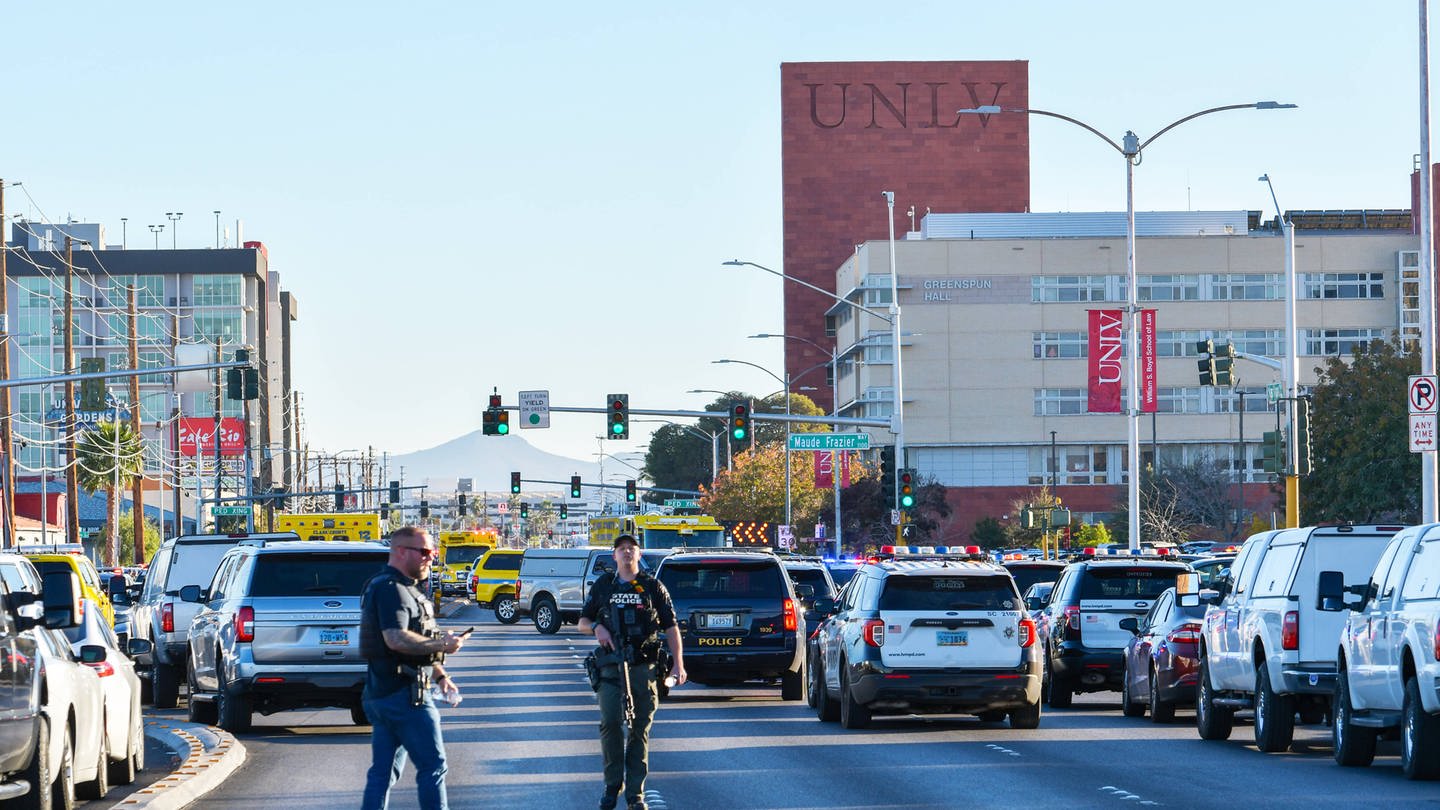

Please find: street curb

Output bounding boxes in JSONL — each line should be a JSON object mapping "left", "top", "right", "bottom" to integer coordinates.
{"left": 438, "top": 598, "right": 470, "bottom": 618}
{"left": 104, "top": 719, "right": 246, "bottom": 810}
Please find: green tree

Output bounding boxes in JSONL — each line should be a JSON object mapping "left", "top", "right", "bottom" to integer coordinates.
{"left": 1074, "top": 522, "right": 1112, "bottom": 549}
{"left": 1306, "top": 335, "right": 1419, "bottom": 523}
{"left": 699, "top": 443, "right": 827, "bottom": 534}
{"left": 971, "top": 516, "right": 1006, "bottom": 549}
{"left": 74, "top": 419, "right": 145, "bottom": 566}
{"left": 118, "top": 512, "right": 163, "bottom": 565}
{"left": 641, "top": 393, "right": 750, "bottom": 504}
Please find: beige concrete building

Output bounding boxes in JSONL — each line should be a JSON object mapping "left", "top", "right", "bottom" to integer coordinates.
{"left": 824, "top": 210, "right": 1416, "bottom": 540}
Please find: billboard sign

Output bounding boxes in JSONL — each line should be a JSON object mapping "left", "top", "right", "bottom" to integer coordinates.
{"left": 178, "top": 417, "right": 245, "bottom": 457}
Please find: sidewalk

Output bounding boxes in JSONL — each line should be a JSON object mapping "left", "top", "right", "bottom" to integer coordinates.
{"left": 104, "top": 717, "right": 245, "bottom": 809}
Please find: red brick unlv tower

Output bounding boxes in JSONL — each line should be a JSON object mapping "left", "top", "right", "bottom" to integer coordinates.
{"left": 781, "top": 61, "right": 1032, "bottom": 410}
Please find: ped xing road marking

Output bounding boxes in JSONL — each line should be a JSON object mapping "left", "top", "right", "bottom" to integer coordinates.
{"left": 1099, "top": 785, "right": 1160, "bottom": 805}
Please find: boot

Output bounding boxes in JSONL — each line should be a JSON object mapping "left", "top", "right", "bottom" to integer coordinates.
{"left": 599, "top": 785, "right": 622, "bottom": 810}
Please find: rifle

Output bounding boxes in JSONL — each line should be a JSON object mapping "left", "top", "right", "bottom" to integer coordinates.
{"left": 607, "top": 602, "right": 636, "bottom": 727}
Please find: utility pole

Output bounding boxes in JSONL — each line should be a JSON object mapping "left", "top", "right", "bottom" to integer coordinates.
{"left": 169, "top": 307, "right": 181, "bottom": 537}
{"left": 128, "top": 284, "right": 144, "bottom": 563}
{"left": 0, "top": 178, "right": 14, "bottom": 549}
{"left": 213, "top": 340, "right": 223, "bottom": 522}
{"left": 63, "top": 237, "right": 80, "bottom": 545}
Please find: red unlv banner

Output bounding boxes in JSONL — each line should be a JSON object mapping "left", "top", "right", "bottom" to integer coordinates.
{"left": 179, "top": 417, "right": 245, "bottom": 457}
{"left": 1087, "top": 310, "right": 1124, "bottom": 413}
{"left": 813, "top": 450, "right": 855, "bottom": 489}
{"left": 1140, "top": 309, "right": 1158, "bottom": 413}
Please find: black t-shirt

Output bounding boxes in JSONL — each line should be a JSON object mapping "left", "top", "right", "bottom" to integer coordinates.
{"left": 360, "top": 565, "right": 437, "bottom": 697}
{"left": 582, "top": 571, "right": 677, "bottom": 650}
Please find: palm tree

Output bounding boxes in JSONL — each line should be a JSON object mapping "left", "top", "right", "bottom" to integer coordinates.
{"left": 74, "top": 419, "right": 146, "bottom": 566}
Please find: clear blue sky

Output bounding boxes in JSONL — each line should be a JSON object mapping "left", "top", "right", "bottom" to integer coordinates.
{"left": 0, "top": 2, "right": 1422, "bottom": 463}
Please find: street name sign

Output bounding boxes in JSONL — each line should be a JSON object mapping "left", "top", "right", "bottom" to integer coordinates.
{"left": 519, "top": 390, "right": 550, "bottom": 428}
{"left": 1412, "top": 414, "right": 1438, "bottom": 453}
{"left": 787, "top": 433, "right": 871, "bottom": 451}
{"left": 1410, "top": 375, "right": 1438, "bottom": 415}
{"left": 1266, "top": 382, "right": 1282, "bottom": 405}
{"left": 664, "top": 499, "right": 699, "bottom": 509}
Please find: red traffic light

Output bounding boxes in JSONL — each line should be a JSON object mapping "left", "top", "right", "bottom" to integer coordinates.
{"left": 489, "top": 393, "right": 502, "bottom": 408}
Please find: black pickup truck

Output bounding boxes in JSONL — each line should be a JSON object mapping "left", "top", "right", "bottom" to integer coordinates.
{"left": 0, "top": 564, "right": 81, "bottom": 809}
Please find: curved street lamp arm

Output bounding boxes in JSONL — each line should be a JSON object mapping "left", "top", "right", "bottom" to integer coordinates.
{"left": 1139, "top": 103, "right": 1272, "bottom": 152}
{"left": 712, "top": 358, "right": 786, "bottom": 388}
{"left": 724, "top": 260, "right": 893, "bottom": 324}
{"left": 1022, "top": 108, "right": 1126, "bottom": 155}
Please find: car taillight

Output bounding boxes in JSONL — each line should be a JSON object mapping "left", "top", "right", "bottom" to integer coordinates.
{"left": 1018, "top": 617, "right": 1036, "bottom": 648}
{"left": 236, "top": 606, "right": 255, "bottom": 643}
{"left": 862, "top": 618, "right": 885, "bottom": 647}
{"left": 85, "top": 661, "right": 115, "bottom": 678}
{"left": 1063, "top": 606, "right": 1081, "bottom": 642}
{"left": 1434, "top": 621, "right": 1440, "bottom": 663}
{"left": 160, "top": 602, "right": 174, "bottom": 633}
{"left": 1281, "top": 610, "right": 1299, "bottom": 651}
{"left": 515, "top": 579, "right": 522, "bottom": 601}
{"left": 1167, "top": 622, "right": 1202, "bottom": 645}
{"left": 783, "top": 598, "right": 797, "bottom": 632}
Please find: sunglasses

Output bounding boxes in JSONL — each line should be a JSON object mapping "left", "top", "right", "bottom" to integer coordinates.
{"left": 397, "top": 545, "right": 438, "bottom": 559}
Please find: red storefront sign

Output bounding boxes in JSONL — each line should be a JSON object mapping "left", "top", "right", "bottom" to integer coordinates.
{"left": 1140, "top": 309, "right": 1158, "bottom": 413}
{"left": 178, "top": 417, "right": 245, "bottom": 457}
{"left": 1087, "top": 309, "right": 1123, "bottom": 413}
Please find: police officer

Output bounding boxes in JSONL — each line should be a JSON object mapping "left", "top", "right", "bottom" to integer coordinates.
{"left": 579, "top": 534, "right": 686, "bottom": 810}
{"left": 359, "top": 526, "right": 468, "bottom": 810}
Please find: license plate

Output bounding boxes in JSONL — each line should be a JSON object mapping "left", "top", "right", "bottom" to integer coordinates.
{"left": 706, "top": 614, "right": 735, "bottom": 629}
{"left": 937, "top": 630, "right": 969, "bottom": 646}
{"left": 320, "top": 629, "right": 349, "bottom": 646}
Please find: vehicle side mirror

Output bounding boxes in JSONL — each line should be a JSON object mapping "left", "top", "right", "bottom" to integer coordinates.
{"left": 40, "top": 571, "right": 80, "bottom": 630}
{"left": 79, "top": 644, "right": 107, "bottom": 665}
{"left": 1317, "top": 570, "right": 1346, "bottom": 611}
{"left": 126, "top": 585, "right": 142, "bottom": 600}
{"left": 125, "top": 637, "right": 154, "bottom": 658}
{"left": 793, "top": 583, "right": 815, "bottom": 602}
{"left": 810, "top": 596, "right": 836, "bottom": 616}
{"left": 1118, "top": 617, "right": 1140, "bottom": 634}
{"left": 1175, "top": 572, "right": 1199, "bottom": 597}
{"left": 178, "top": 584, "right": 204, "bottom": 603}
{"left": 1025, "top": 596, "right": 1045, "bottom": 612}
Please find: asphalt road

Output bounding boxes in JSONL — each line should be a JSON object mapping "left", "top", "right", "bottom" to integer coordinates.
{"left": 180, "top": 603, "right": 1440, "bottom": 809}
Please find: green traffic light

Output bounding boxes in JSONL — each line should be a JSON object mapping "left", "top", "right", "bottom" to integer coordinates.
{"left": 612, "top": 423, "right": 624, "bottom": 435}
{"left": 497, "top": 423, "right": 509, "bottom": 435}
{"left": 732, "top": 428, "right": 745, "bottom": 440}
{"left": 900, "top": 494, "right": 915, "bottom": 508}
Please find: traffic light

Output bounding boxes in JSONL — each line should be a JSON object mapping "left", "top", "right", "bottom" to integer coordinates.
{"left": 510, "top": 472, "right": 521, "bottom": 495}
{"left": 1296, "top": 398, "right": 1313, "bottom": 475}
{"left": 570, "top": 475, "right": 582, "bottom": 499}
{"left": 226, "top": 349, "right": 246, "bottom": 400}
{"left": 334, "top": 484, "right": 344, "bottom": 511}
{"left": 1262, "top": 430, "right": 1286, "bottom": 474}
{"left": 559, "top": 504, "right": 568, "bottom": 520}
{"left": 1213, "top": 342, "right": 1235, "bottom": 386}
{"left": 389, "top": 480, "right": 400, "bottom": 503}
{"left": 898, "top": 468, "right": 916, "bottom": 511}
{"left": 482, "top": 393, "right": 509, "bottom": 436}
{"left": 380, "top": 504, "right": 390, "bottom": 521}
{"left": 728, "top": 400, "right": 749, "bottom": 443}
{"left": 1197, "top": 355, "right": 1217, "bottom": 386}
{"left": 270, "top": 487, "right": 288, "bottom": 511}
{"left": 625, "top": 479, "right": 637, "bottom": 503}
{"left": 519, "top": 502, "right": 529, "bottom": 520}
{"left": 243, "top": 367, "right": 260, "bottom": 400}
{"left": 79, "top": 357, "right": 106, "bottom": 410}
{"left": 878, "top": 446, "right": 896, "bottom": 508}
{"left": 495, "top": 408, "right": 509, "bottom": 435}
{"left": 458, "top": 493, "right": 468, "bottom": 516}
{"left": 420, "top": 500, "right": 430, "bottom": 518}
{"left": 607, "top": 394, "right": 629, "bottom": 440}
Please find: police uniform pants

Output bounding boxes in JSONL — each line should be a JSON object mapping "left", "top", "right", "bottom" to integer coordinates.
{"left": 597, "top": 661, "right": 659, "bottom": 801}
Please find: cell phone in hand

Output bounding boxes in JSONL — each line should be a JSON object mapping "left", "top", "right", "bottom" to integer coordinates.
{"left": 458, "top": 627, "right": 474, "bottom": 637}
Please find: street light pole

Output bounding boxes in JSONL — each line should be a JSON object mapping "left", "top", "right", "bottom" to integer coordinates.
{"left": 958, "top": 100, "right": 1297, "bottom": 549}
{"left": 1260, "top": 173, "right": 1301, "bottom": 527}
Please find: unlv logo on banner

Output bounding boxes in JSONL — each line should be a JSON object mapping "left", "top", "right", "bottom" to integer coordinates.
{"left": 1087, "top": 309, "right": 1123, "bottom": 413}
{"left": 178, "top": 417, "right": 245, "bottom": 457}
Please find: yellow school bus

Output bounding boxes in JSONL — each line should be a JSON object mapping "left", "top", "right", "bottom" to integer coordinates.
{"left": 588, "top": 514, "right": 725, "bottom": 549}
{"left": 273, "top": 513, "right": 382, "bottom": 542}
{"left": 437, "top": 529, "right": 499, "bottom": 595}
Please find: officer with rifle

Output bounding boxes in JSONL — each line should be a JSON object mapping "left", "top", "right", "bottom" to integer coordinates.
{"left": 579, "top": 534, "right": 686, "bottom": 810}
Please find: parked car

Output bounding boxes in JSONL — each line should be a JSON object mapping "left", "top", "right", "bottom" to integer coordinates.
{"left": 1004, "top": 559, "right": 1067, "bottom": 598}
{"left": 1040, "top": 553, "right": 1192, "bottom": 708}
{"left": 131, "top": 531, "right": 299, "bottom": 707}
{"left": 1187, "top": 554, "right": 1236, "bottom": 590}
{"left": 781, "top": 559, "right": 839, "bottom": 638}
{"left": 810, "top": 558, "right": 1041, "bottom": 729}
{"left": 0, "top": 554, "right": 104, "bottom": 805}
{"left": 1323, "top": 522, "right": 1440, "bottom": 777}
{"left": 183, "top": 538, "right": 391, "bottom": 732}
{"left": 656, "top": 549, "right": 806, "bottom": 699}
{"left": 1195, "top": 524, "right": 1400, "bottom": 751}
{"left": 516, "top": 547, "right": 620, "bottom": 634}
{"left": 0, "top": 554, "right": 84, "bottom": 809}
{"left": 1120, "top": 585, "right": 1206, "bottom": 723}
{"left": 824, "top": 560, "right": 860, "bottom": 588}
{"left": 22, "top": 546, "right": 115, "bottom": 628}
{"left": 468, "top": 548, "right": 524, "bottom": 623}
{"left": 100, "top": 571, "right": 136, "bottom": 647}
{"left": 61, "top": 598, "right": 148, "bottom": 787}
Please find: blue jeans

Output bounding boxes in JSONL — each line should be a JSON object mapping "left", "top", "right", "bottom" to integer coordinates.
{"left": 361, "top": 686, "right": 448, "bottom": 810}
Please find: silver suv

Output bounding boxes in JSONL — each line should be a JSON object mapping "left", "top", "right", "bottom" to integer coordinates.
{"left": 180, "top": 539, "right": 391, "bottom": 732}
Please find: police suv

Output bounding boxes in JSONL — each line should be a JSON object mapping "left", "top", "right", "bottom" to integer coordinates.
{"left": 810, "top": 554, "right": 1042, "bottom": 729}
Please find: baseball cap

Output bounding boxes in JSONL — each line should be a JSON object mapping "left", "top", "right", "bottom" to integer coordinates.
{"left": 613, "top": 534, "right": 639, "bottom": 549}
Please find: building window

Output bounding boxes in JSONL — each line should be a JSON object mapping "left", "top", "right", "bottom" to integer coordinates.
{"left": 1030, "top": 445, "right": 1109, "bottom": 485}
{"left": 1034, "top": 388, "right": 1088, "bottom": 416}
{"left": 17, "top": 278, "right": 53, "bottom": 308}
{"left": 108, "top": 351, "right": 170, "bottom": 384}
{"left": 1302, "top": 272, "right": 1384, "bottom": 299}
{"left": 1032, "top": 331, "right": 1088, "bottom": 359}
{"left": 1210, "top": 273, "right": 1280, "bottom": 300}
{"left": 106, "top": 312, "right": 169, "bottom": 345}
{"left": 1303, "top": 328, "right": 1386, "bottom": 356}
{"left": 1031, "top": 275, "right": 1111, "bottom": 303}
{"left": 834, "top": 307, "right": 852, "bottom": 330}
{"left": 192, "top": 311, "right": 243, "bottom": 345}
{"left": 1228, "top": 329, "right": 1283, "bottom": 357}
{"left": 107, "top": 275, "right": 165, "bottom": 308}
{"left": 1138, "top": 275, "right": 1200, "bottom": 301}
{"left": 1156, "top": 330, "right": 1205, "bottom": 358}
{"left": 1157, "top": 387, "right": 1203, "bottom": 414}
{"left": 1214, "top": 387, "right": 1275, "bottom": 414}
{"left": 192, "top": 275, "right": 243, "bottom": 307}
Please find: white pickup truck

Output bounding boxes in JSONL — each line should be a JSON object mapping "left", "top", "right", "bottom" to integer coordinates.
{"left": 1324, "top": 522, "right": 1440, "bottom": 779}
{"left": 1192, "top": 524, "right": 1400, "bottom": 752}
